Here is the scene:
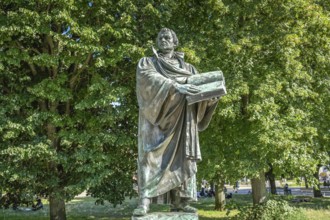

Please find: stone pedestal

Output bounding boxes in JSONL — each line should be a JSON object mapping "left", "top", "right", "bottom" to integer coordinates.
{"left": 132, "top": 212, "right": 198, "bottom": 220}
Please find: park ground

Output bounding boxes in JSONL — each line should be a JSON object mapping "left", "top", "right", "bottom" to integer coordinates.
{"left": 1, "top": 186, "right": 330, "bottom": 220}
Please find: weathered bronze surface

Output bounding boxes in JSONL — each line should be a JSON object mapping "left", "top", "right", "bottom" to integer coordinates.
{"left": 134, "top": 28, "right": 226, "bottom": 216}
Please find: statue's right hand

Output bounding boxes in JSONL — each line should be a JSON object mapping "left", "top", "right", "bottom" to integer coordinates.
{"left": 175, "top": 83, "right": 201, "bottom": 95}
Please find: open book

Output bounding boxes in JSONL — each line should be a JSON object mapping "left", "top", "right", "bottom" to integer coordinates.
{"left": 186, "top": 71, "right": 227, "bottom": 105}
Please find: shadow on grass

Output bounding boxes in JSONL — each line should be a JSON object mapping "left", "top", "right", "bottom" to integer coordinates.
{"left": 66, "top": 195, "right": 330, "bottom": 220}
{"left": 192, "top": 194, "right": 251, "bottom": 220}
{"left": 283, "top": 195, "right": 330, "bottom": 210}
{"left": 2, "top": 194, "right": 329, "bottom": 220}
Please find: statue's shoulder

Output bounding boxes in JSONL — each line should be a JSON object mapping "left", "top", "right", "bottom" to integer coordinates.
{"left": 173, "top": 52, "right": 198, "bottom": 73}
{"left": 181, "top": 61, "right": 198, "bottom": 74}
{"left": 137, "top": 56, "right": 157, "bottom": 71}
{"left": 138, "top": 56, "right": 152, "bottom": 65}
{"left": 138, "top": 56, "right": 156, "bottom": 63}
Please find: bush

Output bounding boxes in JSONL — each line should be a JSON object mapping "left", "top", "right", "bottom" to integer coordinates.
{"left": 233, "top": 199, "right": 306, "bottom": 220}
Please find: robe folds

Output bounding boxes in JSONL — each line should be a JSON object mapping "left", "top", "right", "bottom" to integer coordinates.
{"left": 136, "top": 51, "right": 218, "bottom": 200}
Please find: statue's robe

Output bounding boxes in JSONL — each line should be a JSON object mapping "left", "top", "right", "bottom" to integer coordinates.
{"left": 136, "top": 51, "right": 218, "bottom": 201}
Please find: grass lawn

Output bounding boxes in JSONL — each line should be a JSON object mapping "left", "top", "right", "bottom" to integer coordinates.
{"left": 1, "top": 194, "right": 330, "bottom": 219}
{"left": 288, "top": 195, "right": 330, "bottom": 220}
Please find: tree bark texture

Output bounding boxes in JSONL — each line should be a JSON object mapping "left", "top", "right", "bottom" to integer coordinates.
{"left": 269, "top": 176, "right": 277, "bottom": 195}
{"left": 251, "top": 171, "right": 267, "bottom": 205}
{"left": 313, "top": 166, "right": 323, "bottom": 197}
{"left": 265, "top": 166, "right": 277, "bottom": 195}
{"left": 50, "top": 196, "right": 67, "bottom": 220}
{"left": 304, "top": 176, "right": 309, "bottom": 189}
{"left": 214, "top": 179, "right": 226, "bottom": 211}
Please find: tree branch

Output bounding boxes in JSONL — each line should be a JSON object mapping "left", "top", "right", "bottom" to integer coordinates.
{"left": 77, "top": 53, "right": 93, "bottom": 75}
{"left": 46, "top": 35, "right": 55, "bottom": 55}
{"left": 27, "top": 63, "right": 38, "bottom": 76}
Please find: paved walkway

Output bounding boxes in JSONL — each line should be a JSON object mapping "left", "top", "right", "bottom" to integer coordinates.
{"left": 225, "top": 185, "right": 330, "bottom": 197}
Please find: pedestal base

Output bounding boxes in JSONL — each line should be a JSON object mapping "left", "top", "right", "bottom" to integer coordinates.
{"left": 132, "top": 212, "right": 198, "bottom": 220}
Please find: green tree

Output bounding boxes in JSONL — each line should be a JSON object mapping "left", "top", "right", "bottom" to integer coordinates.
{"left": 0, "top": 0, "right": 216, "bottom": 218}
{"left": 191, "top": 0, "right": 330, "bottom": 206}
{"left": 1, "top": 0, "right": 329, "bottom": 218}
{"left": 0, "top": 1, "right": 145, "bottom": 219}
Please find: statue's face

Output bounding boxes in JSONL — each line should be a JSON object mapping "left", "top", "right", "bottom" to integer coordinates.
{"left": 157, "top": 31, "right": 175, "bottom": 52}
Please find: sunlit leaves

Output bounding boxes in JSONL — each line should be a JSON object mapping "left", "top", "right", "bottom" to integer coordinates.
{"left": 195, "top": 0, "right": 330, "bottom": 185}
{"left": 0, "top": 0, "right": 139, "bottom": 207}
{"left": 0, "top": 0, "right": 328, "bottom": 214}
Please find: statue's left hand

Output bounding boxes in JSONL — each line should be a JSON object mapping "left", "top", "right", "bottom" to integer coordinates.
{"left": 208, "top": 96, "right": 220, "bottom": 106}
{"left": 175, "top": 83, "right": 201, "bottom": 95}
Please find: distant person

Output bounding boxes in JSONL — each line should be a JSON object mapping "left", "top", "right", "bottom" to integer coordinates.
{"left": 234, "top": 181, "right": 239, "bottom": 193}
{"left": 284, "top": 183, "right": 291, "bottom": 195}
{"left": 208, "top": 188, "right": 215, "bottom": 197}
{"left": 200, "top": 185, "right": 206, "bottom": 197}
{"left": 225, "top": 193, "right": 232, "bottom": 199}
{"left": 32, "top": 198, "right": 43, "bottom": 211}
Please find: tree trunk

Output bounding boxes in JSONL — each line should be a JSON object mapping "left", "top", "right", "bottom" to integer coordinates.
{"left": 304, "top": 175, "right": 309, "bottom": 189}
{"left": 313, "top": 166, "right": 323, "bottom": 197}
{"left": 251, "top": 171, "right": 267, "bottom": 205}
{"left": 214, "top": 179, "right": 226, "bottom": 211}
{"left": 46, "top": 100, "right": 67, "bottom": 220}
{"left": 265, "top": 165, "right": 277, "bottom": 194}
{"left": 268, "top": 175, "right": 277, "bottom": 195}
{"left": 313, "top": 186, "right": 323, "bottom": 197}
{"left": 49, "top": 196, "right": 67, "bottom": 220}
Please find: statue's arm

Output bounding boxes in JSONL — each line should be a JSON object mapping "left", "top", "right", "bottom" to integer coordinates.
{"left": 136, "top": 57, "right": 182, "bottom": 125}
{"left": 197, "top": 101, "right": 218, "bottom": 131}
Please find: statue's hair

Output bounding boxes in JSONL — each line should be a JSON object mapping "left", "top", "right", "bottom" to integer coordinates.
{"left": 157, "top": 28, "right": 179, "bottom": 47}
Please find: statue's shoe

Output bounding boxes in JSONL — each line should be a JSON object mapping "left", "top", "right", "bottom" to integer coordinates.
{"left": 170, "top": 205, "right": 197, "bottom": 213}
{"left": 133, "top": 205, "right": 148, "bottom": 216}
{"left": 182, "top": 205, "right": 197, "bottom": 213}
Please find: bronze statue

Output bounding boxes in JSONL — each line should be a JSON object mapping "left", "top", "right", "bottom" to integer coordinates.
{"left": 134, "top": 28, "right": 225, "bottom": 216}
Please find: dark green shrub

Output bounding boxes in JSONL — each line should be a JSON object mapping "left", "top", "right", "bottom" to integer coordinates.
{"left": 233, "top": 199, "right": 306, "bottom": 220}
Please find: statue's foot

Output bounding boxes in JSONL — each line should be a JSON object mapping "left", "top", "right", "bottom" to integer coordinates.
{"left": 170, "top": 205, "right": 197, "bottom": 213}
{"left": 182, "top": 205, "right": 197, "bottom": 213}
{"left": 170, "top": 207, "right": 181, "bottom": 212}
{"left": 133, "top": 205, "right": 148, "bottom": 216}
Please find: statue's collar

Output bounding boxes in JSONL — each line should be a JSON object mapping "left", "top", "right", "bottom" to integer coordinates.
{"left": 152, "top": 47, "right": 184, "bottom": 59}
{"left": 174, "top": 51, "right": 185, "bottom": 59}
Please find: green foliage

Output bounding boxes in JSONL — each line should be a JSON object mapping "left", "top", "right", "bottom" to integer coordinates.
{"left": 195, "top": 0, "right": 330, "bottom": 186}
{"left": 0, "top": 0, "right": 142, "bottom": 209}
{"left": 233, "top": 199, "right": 306, "bottom": 220}
{"left": 0, "top": 0, "right": 329, "bottom": 218}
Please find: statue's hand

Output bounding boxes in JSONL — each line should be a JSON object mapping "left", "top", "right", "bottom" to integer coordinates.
{"left": 175, "top": 83, "right": 201, "bottom": 95}
{"left": 208, "top": 96, "right": 220, "bottom": 106}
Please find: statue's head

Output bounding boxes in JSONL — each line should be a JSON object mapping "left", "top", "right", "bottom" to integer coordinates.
{"left": 156, "top": 28, "right": 179, "bottom": 52}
